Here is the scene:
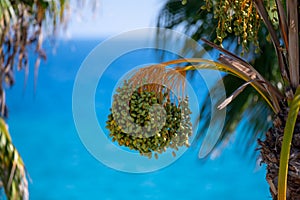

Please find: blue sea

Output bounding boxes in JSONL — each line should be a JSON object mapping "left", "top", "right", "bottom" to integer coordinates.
{"left": 4, "top": 38, "right": 270, "bottom": 199}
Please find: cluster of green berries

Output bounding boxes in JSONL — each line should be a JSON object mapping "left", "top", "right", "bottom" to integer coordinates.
{"left": 201, "top": 0, "right": 261, "bottom": 51}
{"left": 106, "top": 82, "right": 192, "bottom": 159}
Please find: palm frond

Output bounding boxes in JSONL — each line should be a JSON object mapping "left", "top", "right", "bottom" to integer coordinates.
{"left": 275, "top": 0, "right": 288, "bottom": 50}
{"left": 218, "top": 79, "right": 265, "bottom": 110}
{"left": 0, "top": 118, "right": 28, "bottom": 200}
{"left": 166, "top": 58, "right": 276, "bottom": 111}
{"left": 286, "top": 0, "right": 299, "bottom": 90}
{"left": 0, "top": 0, "right": 70, "bottom": 117}
{"left": 194, "top": 75, "right": 273, "bottom": 157}
{"left": 201, "top": 38, "right": 284, "bottom": 102}
{"left": 157, "top": 0, "right": 282, "bottom": 158}
{"left": 218, "top": 54, "right": 280, "bottom": 112}
{"left": 253, "top": 0, "right": 290, "bottom": 86}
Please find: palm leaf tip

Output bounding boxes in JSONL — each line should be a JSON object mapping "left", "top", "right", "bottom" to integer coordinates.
{"left": 218, "top": 79, "right": 269, "bottom": 110}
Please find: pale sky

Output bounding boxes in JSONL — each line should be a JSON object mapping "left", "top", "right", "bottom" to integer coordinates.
{"left": 67, "top": 0, "right": 164, "bottom": 38}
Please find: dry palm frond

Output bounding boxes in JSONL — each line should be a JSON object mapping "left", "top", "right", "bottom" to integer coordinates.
{"left": 201, "top": 38, "right": 283, "bottom": 100}
{"left": 218, "top": 79, "right": 265, "bottom": 110}
{"left": 274, "top": 0, "right": 288, "bottom": 50}
{"left": 286, "top": 0, "right": 299, "bottom": 90}
{"left": 253, "top": 0, "right": 289, "bottom": 86}
{"left": 0, "top": 0, "right": 69, "bottom": 117}
{"left": 0, "top": 118, "right": 28, "bottom": 200}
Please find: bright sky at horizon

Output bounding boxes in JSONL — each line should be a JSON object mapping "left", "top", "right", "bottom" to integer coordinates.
{"left": 66, "top": 0, "right": 164, "bottom": 39}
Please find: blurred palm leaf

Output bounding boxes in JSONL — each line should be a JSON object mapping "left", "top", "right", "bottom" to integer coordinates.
{"left": 0, "top": 118, "right": 28, "bottom": 200}
{"left": 0, "top": 1, "right": 69, "bottom": 199}
{"left": 0, "top": 0, "right": 70, "bottom": 117}
{"left": 157, "top": 0, "right": 281, "bottom": 157}
{"left": 0, "top": 0, "right": 98, "bottom": 199}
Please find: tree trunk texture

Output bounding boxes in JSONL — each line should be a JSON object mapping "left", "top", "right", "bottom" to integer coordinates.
{"left": 259, "top": 107, "right": 300, "bottom": 199}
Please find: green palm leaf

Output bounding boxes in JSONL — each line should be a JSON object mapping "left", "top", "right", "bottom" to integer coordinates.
{"left": 0, "top": 118, "right": 28, "bottom": 200}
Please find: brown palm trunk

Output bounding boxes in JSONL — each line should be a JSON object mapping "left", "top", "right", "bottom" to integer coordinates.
{"left": 258, "top": 107, "right": 300, "bottom": 199}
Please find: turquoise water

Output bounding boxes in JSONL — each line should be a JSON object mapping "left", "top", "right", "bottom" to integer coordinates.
{"left": 5, "top": 39, "right": 270, "bottom": 199}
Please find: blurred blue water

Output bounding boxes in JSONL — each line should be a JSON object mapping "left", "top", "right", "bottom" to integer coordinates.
{"left": 5, "top": 39, "right": 270, "bottom": 200}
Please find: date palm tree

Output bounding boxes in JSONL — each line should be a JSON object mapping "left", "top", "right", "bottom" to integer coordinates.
{"left": 153, "top": 0, "right": 299, "bottom": 199}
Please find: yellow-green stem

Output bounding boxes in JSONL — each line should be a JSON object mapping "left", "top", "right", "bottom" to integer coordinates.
{"left": 278, "top": 86, "right": 300, "bottom": 200}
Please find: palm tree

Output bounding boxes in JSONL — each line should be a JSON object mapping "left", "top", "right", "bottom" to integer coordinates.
{"left": 112, "top": 0, "right": 298, "bottom": 199}
{"left": 0, "top": 0, "right": 69, "bottom": 199}
{"left": 155, "top": 0, "right": 299, "bottom": 199}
